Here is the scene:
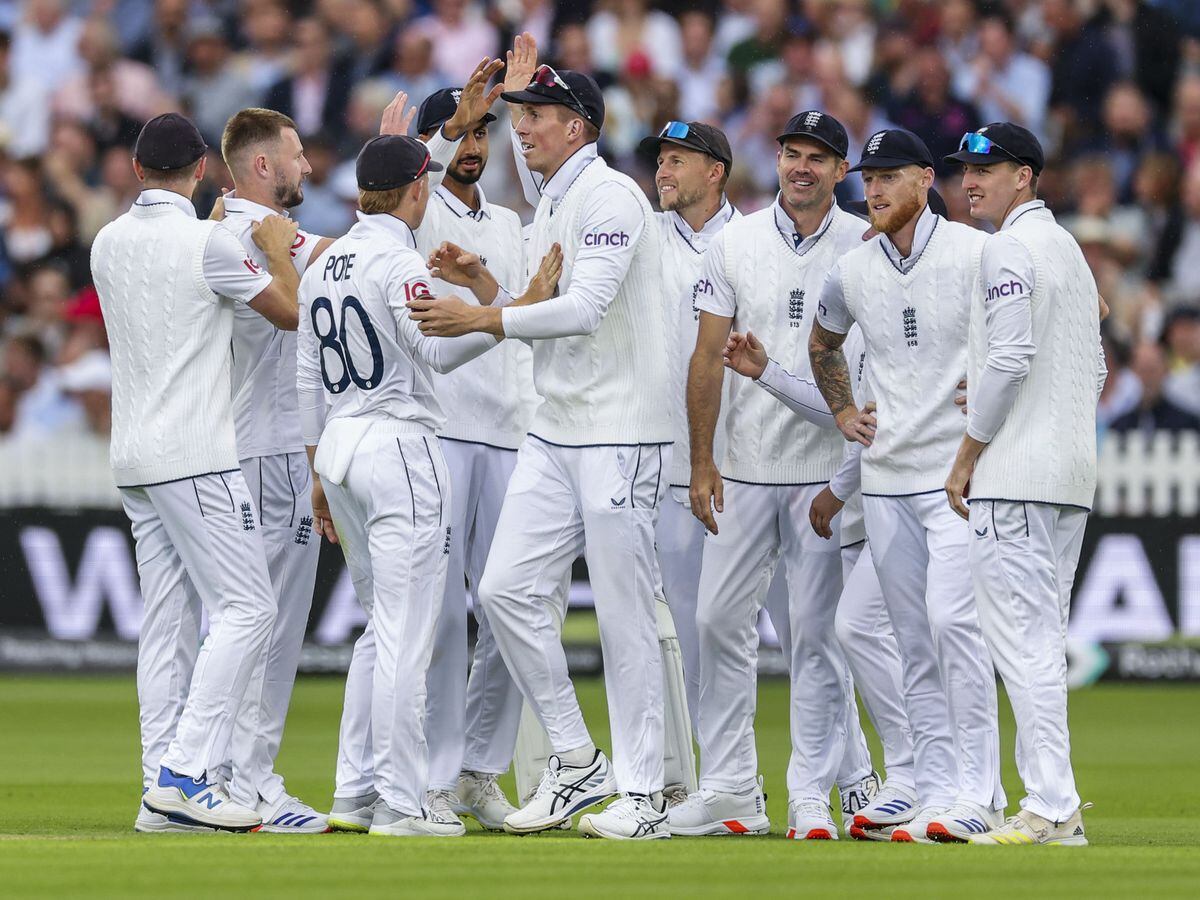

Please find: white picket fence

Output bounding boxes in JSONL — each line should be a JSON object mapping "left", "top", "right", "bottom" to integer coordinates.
{"left": 0, "top": 430, "right": 1196, "bottom": 515}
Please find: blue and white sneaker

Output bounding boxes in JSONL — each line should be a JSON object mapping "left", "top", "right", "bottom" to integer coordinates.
{"left": 579, "top": 793, "right": 670, "bottom": 840}
{"left": 850, "top": 781, "right": 917, "bottom": 841}
{"left": 503, "top": 750, "right": 617, "bottom": 835}
{"left": 142, "top": 766, "right": 260, "bottom": 832}
{"left": 839, "top": 770, "right": 880, "bottom": 834}
{"left": 256, "top": 795, "right": 330, "bottom": 834}
{"left": 134, "top": 793, "right": 215, "bottom": 833}
{"left": 927, "top": 801, "right": 1004, "bottom": 843}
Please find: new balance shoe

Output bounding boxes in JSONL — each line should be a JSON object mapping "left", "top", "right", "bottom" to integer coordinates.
{"left": 328, "top": 791, "right": 381, "bottom": 833}
{"left": 134, "top": 800, "right": 215, "bottom": 834}
{"left": 666, "top": 778, "right": 770, "bottom": 836}
{"left": 453, "top": 771, "right": 516, "bottom": 831}
{"left": 503, "top": 750, "right": 617, "bottom": 835}
{"left": 787, "top": 800, "right": 838, "bottom": 840}
{"left": 425, "top": 789, "right": 466, "bottom": 834}
{"left": 890, "top": 804, "right": 946, "bottom": 843}
{"left": 142, "top": 766, "right": 260, "bottom": 832}
{"left": 257, "top": 795, "right": 330, "bottom": 834}
{"left": 369, "top": 803, "right": 466, "bottom": 838}
{"left": 579, "top": 793, "right": 670, "bottom": 840}
{"left": 927, "top": 801, "right": 1004, "bottom": 843}
{"left": 850, "top": 781, "right": 918, "bottom": 841}
{"left": 839, "top": 770, "right": 881, "bottom": 834}
{"left": 970, "top": 804, "right": 1092, "bottom": 847}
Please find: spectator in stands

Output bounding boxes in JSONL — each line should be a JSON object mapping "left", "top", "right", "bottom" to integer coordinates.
{"left": 1131, "top": 152, "right": 1181, "bottom": 272}
{"left": 0, "top": 29, "right": 50, "bottom": 159}
{"left": 378, "top": 29, "right": 446, "bottom": 115}
{"left": 340, "top": 0, "right": 397, "bottom": 85}
{"left": 749, "top": 28, "right": 819, "bottom": 110}
{"left": 9, "top": 0, "right": 83, "bottom": 93}
{"left": 292, "top": 132, "right": 355, "bottom": 238}
{"left": 588, "top": 0, "right": 684, "bottom": 80}
{"left": 179, "top": 18, "right": 261, "bottom": 146}
{"left": 264, "top": 17, "right": 354, "bottom": 138}
{"left": 937, "top": 0, "right": 979, "bottom": 73}
{"left": 1, "top": 332, "right": 83, "bottom": 439}
{"left": 1110, "top": 341, "right": 1200, "bottom": 434}
{"left": 412, "top": 0, "right": 499, "bottom": 84}
{"left": 85, "top": 65, "right": 145, "bottom": 153}
{"left": 129, "top": 0, "right": 191, "bottom": 97}
{"left": 1171, "top": 74, "right": 1200, "bottom": 173}
{"left": 1162, "top": 306, "right": 1200, "bottom": 416}
{"left": 1087, "top": 81, "right": 1167, "bottom": 200}
{"left": 953, "top": 7, "right": 1050, "bottom": 143}
{"left": 1042, "top": 0, "right": 1118, "bottom": 149}
{"left": 1098, "top": 330, "right": 1140, "bottom": 430}
{"left": 235, "top": 0, "right": 295, "bottom": 95}
{"left": 676, "top": 10, "right": 726, "bottom": 122}
{"left": 0, "top": 159, "right": 55, "bottom": 271}
{"left": 1149, "top": 159, "right": 1200, "bottom": 307}
{"left": 1094, "top": 0, "right": 1182, "bottom": 115}
{"left": 53, "top": 18, "right": 169, "bottom": 125}
{"left": 24, "top": 266, "right": 72, "bottom": 353}
{"left": 1061, "top": 155, "right": 1143, "bottom": 265}
{"left": 727, "top": 0, "right": 789, "bottom": 77}
{"left": 58, "top": 348, "right": 111, "bottom": 437}
{"left": 822, "top": 0, "right": 876, "bottom": 87}
{"left": 888, "top": 46, "right": 981, "bottom": 178}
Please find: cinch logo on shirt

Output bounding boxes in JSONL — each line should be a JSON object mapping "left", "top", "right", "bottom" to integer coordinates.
{"left": 986, "top": 280, "right": 1025, "bottom": 302}
{"left": 583, "top": 230, "right": 629, "bottom": 248}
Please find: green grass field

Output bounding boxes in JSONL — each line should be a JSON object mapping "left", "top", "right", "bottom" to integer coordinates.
{"left": 1, "top": 675, "right": 1198, "bottom": 898}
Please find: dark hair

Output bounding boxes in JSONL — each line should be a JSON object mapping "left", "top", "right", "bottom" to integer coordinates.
{"left": 221, "top": 108, "right": 299, "bottom": 172}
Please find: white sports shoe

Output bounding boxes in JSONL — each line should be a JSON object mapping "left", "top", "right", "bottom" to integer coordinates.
{"left": 666, "top": 778, "right": 770, "bottom": 836}
{"left": 662, "top": 784, "right": 690, "bottom": 808}
{"left": 453, "top": 772, "right": 516, "bottom": 831}
{"left": 839, "top": 770, "right": 881, "bottom": 834}
{"left": 503, "top": 751, "right": 617, "bottom": 835}
{"left": 926, "top": 800, "right": 1004, "bottom": 843}
{"left": 328, "top": 791, "right": 381, "bottom": 833}
{"left": 850, "top": 781, "right": 918, "bottom": 841}
{"left": 969, "top": 804, "right": 1092, "bottom": 847}
{"left": 142, "top": 767, "right": 260, "bottom": 832}
{"left": 369, "top": 803, "right": 465, "bottom": 838}
{"left": 425, "top": 789, "right": 466, "bottom": 833}
{"left": 890, "top": 804, "right": 947, "bottom": 843}
{"left": 257, "top": 795, "right": 330, "bottom": 834}
{"left": 134, "top": 800, "right": 215, "bottom": 834}
{"left": 787, "top": 800, "right": 839, "bottom": 840}
{"left": 579, "top": 794, "right": 670, "bottom": 841}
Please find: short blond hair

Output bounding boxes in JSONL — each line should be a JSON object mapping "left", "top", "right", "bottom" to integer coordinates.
{"left": 358, "top": 186, "right": 408, "bottom": 214}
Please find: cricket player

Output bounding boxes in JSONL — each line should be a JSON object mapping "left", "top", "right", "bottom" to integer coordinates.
{"left": 209, "top": 107, "right": 335, "bottom": 834}
{"left": 407, "top": 62, "right": 674, "bottom": 840}
{"left": 92, "top": 113, "right": 299, "bottom": 832}
{"left": 413, "top": 69, "right": 539, "bottom": 831}
{"left": 944, "top": 123, "right": 1102, "bottom": 846}
{"left": 721, "top": 322, "right": 918, "bottom": 840}
{"left": 809, "top": 128, "right": 1006, "bottom": 843}
{"left": 678, "top": 110, "right": 875, "bottom": 840}
{"left": 298, "top": 134, "right": 558, "bottom": 837}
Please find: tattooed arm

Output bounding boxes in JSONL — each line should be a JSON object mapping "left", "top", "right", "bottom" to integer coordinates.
{"left": 811, "top": 267, "right": 875, "bottom": 446}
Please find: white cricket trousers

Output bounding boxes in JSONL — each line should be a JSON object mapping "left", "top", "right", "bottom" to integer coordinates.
{"left": 696, "top": 479, "right": 865, "bottom": 804}
{"left": 426, "top": 438, "right": 525, "bottom": 790}
{"left": 124, "top": 470, "right": 276, "bottom": 785}
{"left": 837, "top": 540, "right": 916, "bottom": 789}
{"left": 969, "top": 499, "right": 1087, "bottom": 822}
{"left": 862, "top": 493, "right": 1005, "bottom": 811}
{"left": 478, "top": 436, "right": 667, "bottom": 795}
{"left": 323, "top": 431, "right": 451, "bottom": 817}
{"left": 220, "top": 452, "right": 320, "bottom": 807}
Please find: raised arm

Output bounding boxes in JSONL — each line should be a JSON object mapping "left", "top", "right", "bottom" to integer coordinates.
{"left": 725, "top": 330, "right": 835, "bottom": 428}
{"left": 504, "top": 32, "right": 542, "bottom": 208}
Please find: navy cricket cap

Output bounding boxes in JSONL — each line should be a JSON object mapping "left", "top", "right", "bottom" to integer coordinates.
{"left": 846, "top": 187, "right": 949, "bottom": 219}
{"left": 638, "top": 121, "right": 733, "bottom": 169}
{"left": 134, "top": 113, "right": 208, "bottom": 171}
{"left": 943, "top": 122, "right": 1045, "bottom": 175}
{"left": 356, "top": 135, "right": 443, "bottom": 191}
{"left": 500, "top": 65, "right": 605, "bottom": 129}
{"left": 849, "top": 128, "right": 935, "bottom": 172}
{"left": 777, "top": 110, "right": 849, "bottom": 159}
{"left": 417, "top": 87, "right": 497, "bottom": 136}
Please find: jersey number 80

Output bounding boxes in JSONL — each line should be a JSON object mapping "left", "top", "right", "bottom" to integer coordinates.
{"left": 311, "top": 295, "right": 384, "bottom": 393}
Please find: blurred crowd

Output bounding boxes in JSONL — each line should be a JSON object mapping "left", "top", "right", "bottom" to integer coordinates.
{"left": 1, "top": 0, "right": 1199, "bottom": 443}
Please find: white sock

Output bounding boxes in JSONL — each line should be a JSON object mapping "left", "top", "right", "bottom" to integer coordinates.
{"left": 558, "top": 744, "right": 597, "bottom": 767}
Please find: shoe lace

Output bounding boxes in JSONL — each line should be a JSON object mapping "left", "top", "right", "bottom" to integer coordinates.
{"left": 791, "top": 800, "right": 831, "bottom": 820}
{"left": 476, "top": 775, "right": 506, "bottom": 802}
{"left": 532, "top": 766, "right": 559, "bottom": 800}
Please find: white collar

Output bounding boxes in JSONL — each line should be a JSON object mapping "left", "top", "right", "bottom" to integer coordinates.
{"left": 668, "top": 198, "right": 736, "bottom": 254}
{"left": 435, "top": 183, "right": 492, "bottom": 220}
{"left": 881, "top": 202, "right": 939, "bottom": 273}
{"left": 223, "top": 194, "right": 291, "bottom": 221}
{"left": 1001, "top": 199, "right": 1048, "bottom": 231}
{"left": 774, "top": 194, "right": 837, "bottom": 257}
{"left": 354, "top": 210, "right": 417, "bottom": 249}
{"left": 542, "top": 142, "right": 600, "bottom": 203}
{"left": 133, "top": 188, "right": 196, "bottom": 218}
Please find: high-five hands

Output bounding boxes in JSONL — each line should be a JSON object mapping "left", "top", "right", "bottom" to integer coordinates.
{"left": 444, "top": 57, "right": 505, "bottom": 140}
{"left": 429, "top": 242, "right": 485, "bottom": 288}
{"left": 723, "top": 330, "right": 768, "bottom": 380}
{"left": 516, "top": 244, "right": 562, "bottom": 305}
{"left": 504, "top": 32, "right": 539, "bottom": 94}
{"left": 380, "top": 90, "right": 417, "bottom": 136}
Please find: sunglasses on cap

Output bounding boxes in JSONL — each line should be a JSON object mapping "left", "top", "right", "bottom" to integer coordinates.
{"left": 958, "top": 131, "right": 1020, "bottom": 163}
{"left": 530, "top": 64, "right": 594, "bottom": 124}
{"left": 658, "top": 120, "right": 722, "bottom": 161}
